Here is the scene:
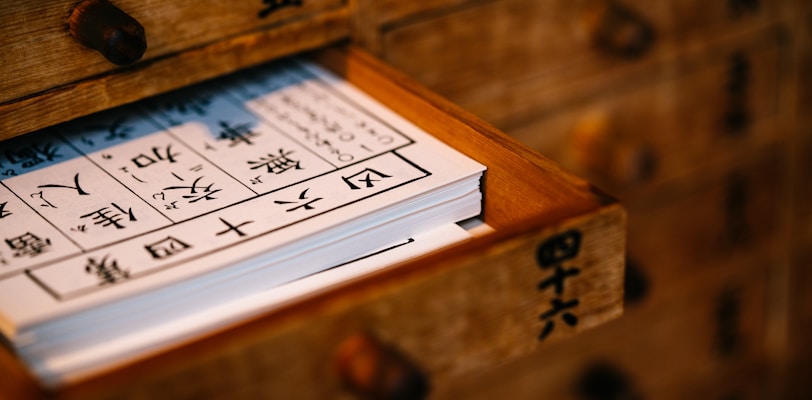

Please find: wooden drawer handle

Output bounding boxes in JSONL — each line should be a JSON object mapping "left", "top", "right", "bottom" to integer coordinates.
{"left": 575, "top": 361, "right": 641, "bottom": 399}
{"left": 623, "top": 258, "right": 650, "bottom": 305}
{"left": 582, "top": 0, "right": 655, "bottom": 59}
{"left": 69, "top": 0, "right": 147, "bottom": 66}
{"left": 335, "top": 332, "right": 429, "bottom": 400}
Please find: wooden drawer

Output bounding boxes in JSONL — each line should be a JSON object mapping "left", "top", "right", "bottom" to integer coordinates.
{"left": 437, "top": 258, "right": 770, "bottom": 400}
{"left": 0, "top": 47, "right": 625, "bottom": 399}
{"left": 623, "top": 146, "right": 787, "bottom": 308}
{"left": 509, "top": 30, "right": 783, "bottom": 196}
{"left": 376, "top": 0, "right": 477, "bottom": 26}
{"left": 380, "top": 0, "right": 777, "bottom": 127}
{"left": 0, "top": 0, "right": 352, "bottom": 139}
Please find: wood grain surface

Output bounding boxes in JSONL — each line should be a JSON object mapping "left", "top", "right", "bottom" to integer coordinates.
{"left": 0, "top": 46, "right": 626, "bottom": 399}
{"left": 0, "top": 3, "right": 351, "bottom": 140}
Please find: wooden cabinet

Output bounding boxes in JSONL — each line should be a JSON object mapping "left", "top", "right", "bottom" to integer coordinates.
{"left": 1, "top": 0, "right": 807, "bottom": 398}
{"left": 0, "top": 45, "right": 626, "bottom": 399}
{"left": 361, "top": 0, "right": 806, "bottom": 398}
{"left": 377, "top": 0, "right": 777, "bottom": 128}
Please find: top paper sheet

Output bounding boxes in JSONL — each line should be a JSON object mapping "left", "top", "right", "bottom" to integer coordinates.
{"left": 0, "top": 59, "right": 484, "bottom": 337}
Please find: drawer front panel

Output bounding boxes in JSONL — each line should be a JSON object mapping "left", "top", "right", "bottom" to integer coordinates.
{"left": 1, "top": 0, "right": 345, "bottom": 105}
{"left": 623, "top": 147, "right": 786, "bottom": 308}
{"left": 381, "top": 0, "right": 775, "bottom": 126}
{"left": 57, "top": 205, "right": 625, "bottom": 399}
{"left": 509, "top": 32, "right": 782, "bottom": 195}
{"left": 377, "top": 0, "right": 477, "bottom": 25}
{"left": 438, "top": 260, "right": 770, "bottom": 400}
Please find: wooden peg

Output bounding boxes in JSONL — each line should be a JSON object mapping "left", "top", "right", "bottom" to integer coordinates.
{"left": 69, "top": 0, "right": 147, "bottom": 66}
{"left": 335, "top": 332, "right": 429, "bottom": 400}
{"left": 582, "top": 0, "right": 655, "bottom": 59}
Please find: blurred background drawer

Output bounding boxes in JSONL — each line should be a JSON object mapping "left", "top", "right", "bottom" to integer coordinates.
{"left": 379, "top": 0, "right": 777, "bottom": 128}
{"left": 366, "top": 1, "right": 803, "bottom": 397}
{"left": 623, "top": 146, "right": 787, "bottom": 308}
{"left": 508, "top": 29, "right": 784, "bottom": 196}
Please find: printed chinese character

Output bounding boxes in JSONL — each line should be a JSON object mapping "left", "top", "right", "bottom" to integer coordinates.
{"left": 132, "top": 145, "right": 180, "bottom": 168}
{"left": 86, "top": 116, "right": 134, "bottom": 142}
{"left": 30, "top": 191, "right": 56, "bottom": 208}
{"left": 216, "top": 217, "right": 254, "bottom": 238}
{"left": 248, "top": 149, "right": 302, "bottom": 174}
{"left": 342, "top": 168, "right": 392, "bottom": 190}
{"left": 158, "top": 95, "right": 214, "bottom": 124}
{"left": 145, "top": 236, "right": 191, "bottom": 260}
{"left": 163, "top": 176, "right": 222, "bottom": 203}
{"left": 81, "top": 203, "right": 137, "bottom": 229}
{"left": 274, "top": 188, "right": 322, "bottom": 212}
{"left": 0, "top": 201, "right": 12, "bottom": 218}
{"left": 85, "top": 255, "right": 129, "bottom": 285}
{"left": 537, "top": 265, "right": 581, "bottom": 296}
{"left": 538, "top": 298, "right": 580, "bottom": 340}
{"left": 536, "top": 230, "right": 581, "bottom": 267}
{"left": 218, "top": 121, "right": 259, "bottom": 147}
{"left": 5, "top": 232, "right": 51, "bottom": 257}
{"left": 5, "top": 142, "right": 62, "bottom": 169}
{"left": 535, "top": 230, "right": 583, "bottom": 341}
{"left": 38, "top": 173, "right": 90, "bottom": 196}
{"left": 71, "top": 225, "right": 88, "bottom": 233}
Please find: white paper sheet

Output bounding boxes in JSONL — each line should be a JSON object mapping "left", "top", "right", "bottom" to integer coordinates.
{"left": 0, "top": 59, "right": 484, "bottom": 342}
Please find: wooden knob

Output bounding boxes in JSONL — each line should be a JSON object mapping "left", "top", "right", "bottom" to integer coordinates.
{"left": 582, "top": 0, "right": 655, "bottom": 59}
{"left": 623, "top": 258, "right": 649, "bottom": 305}
{"left": 570, "top": 112, "right": 656, "bottom": 188}
{"left": 575, "top": 361, "right": 641, "bottom": 400}
{"left": 69, "top": 0, "right": 147, "bottom": 65}
{"left": 335, "top": 332, "right": 429, "bottom": 400}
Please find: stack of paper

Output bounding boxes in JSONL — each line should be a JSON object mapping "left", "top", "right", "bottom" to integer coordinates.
{"left": 0, "top": 59, "right": 485, "bottom": 385}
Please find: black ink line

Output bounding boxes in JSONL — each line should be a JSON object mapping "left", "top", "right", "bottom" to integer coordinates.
{"left": 321, "top": 238, "right": 416, "bottom": 272}
{"left": 218, "top": 66, "right": 345, "bottom": 170}
{"left": 24, "top": 269, "right": 61, "bottom": 300}
{"left": 391, "top": 150, "right": 433, "bottom": 178}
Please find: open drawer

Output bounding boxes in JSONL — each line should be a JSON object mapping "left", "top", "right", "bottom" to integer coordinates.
{"left": 0, "top": 46, "right": 625, "bottom": 399}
